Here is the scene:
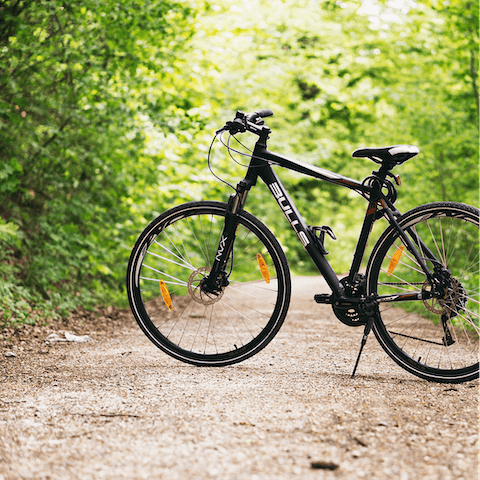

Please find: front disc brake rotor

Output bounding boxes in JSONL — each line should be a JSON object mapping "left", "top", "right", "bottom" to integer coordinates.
{"left": 188, "top": 267, "right": 225, "bottom": 305}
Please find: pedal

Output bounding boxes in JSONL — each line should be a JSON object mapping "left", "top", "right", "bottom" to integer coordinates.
{"left": 314, "top": 294, "right": 332, "bottom": 304}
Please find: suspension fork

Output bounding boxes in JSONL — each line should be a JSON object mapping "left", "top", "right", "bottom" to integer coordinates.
{"left": 203, "top": 134, "right": 269, "bottom": 294}
{"left": 202, "top": 185, "right": 251, "bottom": 294}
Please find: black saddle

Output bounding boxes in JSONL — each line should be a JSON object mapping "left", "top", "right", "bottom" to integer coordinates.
{"left": 352, "top": 145, "right": 419, "bottom": 168}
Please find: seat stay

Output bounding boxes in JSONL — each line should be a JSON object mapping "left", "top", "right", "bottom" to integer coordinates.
{"left": 379, "top": 199, "right": 437, "bottom": 284}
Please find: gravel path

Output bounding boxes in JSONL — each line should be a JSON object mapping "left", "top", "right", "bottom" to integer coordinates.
{"left": 0, "top": 276, "right": 478, "bottom": 480}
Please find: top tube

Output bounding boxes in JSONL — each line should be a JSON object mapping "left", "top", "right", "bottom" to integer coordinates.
{"left": 257, "top": 147, "right": 371, "bottom": 195}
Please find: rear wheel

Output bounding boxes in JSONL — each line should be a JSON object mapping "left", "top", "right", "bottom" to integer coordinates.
{"left": 126, "top": 201, "right": 291, "bottom": 366}
{"left": 367, "top": 202, "right": 479, "bottom": 383}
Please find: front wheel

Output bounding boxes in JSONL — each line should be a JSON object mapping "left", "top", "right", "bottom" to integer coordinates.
{"left": 126, "top": 201, "right": 291, "bottom": 366}
{"left": 367, "top": 202, "right": 479, "bottom": 383}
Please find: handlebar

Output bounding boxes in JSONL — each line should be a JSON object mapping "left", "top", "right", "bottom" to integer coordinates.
{"left": 216, "top": 109, "right": 274, "bottom": 135}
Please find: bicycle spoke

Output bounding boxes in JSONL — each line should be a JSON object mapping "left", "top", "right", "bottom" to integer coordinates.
{"left": 204, "top": 306, "right": 217, "bottom": 354}
{"left": 226, "top": 284, "right": 277, "bottom": 306}
{"left": 437, "top": 218, "right": 447, "bottom": 266}
{"left": 386, "top": 254, "right": 425, "bottom": 276}
{"left": 148, "top": 246, "right": 196, "bottom": 271}
{"left": 141, "top": 266, "right": 188, "bottom": 286}
{"left": 446, "top": 218, "right": 467, "bottom": 267}
{"left": 215, "top": 302, "right": 246, "bottom": 349}
{"left": 379, "top": 267, "right": 423, "bottom": 291}
{"left": 371, "top": 203, "right": 479, "bottom": 381}
{"left": 161, "top": 230, "right": 194, "bottom": 271}
{"left": 127, "top": 202, "right": 290, "bottom": 364}
{"left": 190, "top": 305, "right": 207, "bottom": 352}
{"left": 220, "top": 299, "right": 261, "bottom": 338}
{"left": 223, "top": 292, "right": 272, "bottom": 320}
{"left": 456, "top": 310, "right": 480, "bottom": 334}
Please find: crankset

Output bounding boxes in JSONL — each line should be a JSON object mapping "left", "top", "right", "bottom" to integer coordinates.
{"left": 332, "top": 275, "right": 369, "bottom": 327}
{"left": 318, "top": 277, "right": 381, "bottom": 378}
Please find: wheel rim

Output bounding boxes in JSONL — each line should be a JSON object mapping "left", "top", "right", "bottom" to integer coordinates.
{"left": 371, "top": 206, "right": 479, "bottom": 378}
{"left": 131, "top": 206, "right": 287, "bottom": 361}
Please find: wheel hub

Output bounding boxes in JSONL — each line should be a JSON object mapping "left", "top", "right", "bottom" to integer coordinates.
{"left": 188, "top": 267, "right": 225, "bottom": 305}
{"left": 422, "top": 277, "right": 467, "bottom": 316}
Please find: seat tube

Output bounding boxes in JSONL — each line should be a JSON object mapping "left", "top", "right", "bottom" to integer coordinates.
{"left": 347, "top": 201, "right": 377, "bottom": 283}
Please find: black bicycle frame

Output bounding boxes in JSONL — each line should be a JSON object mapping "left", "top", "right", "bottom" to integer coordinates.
{"left": 205, "top": 131, "right": 437, "bottom": 303}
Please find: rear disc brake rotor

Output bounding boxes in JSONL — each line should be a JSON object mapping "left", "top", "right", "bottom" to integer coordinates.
{"left": 422, "top": 278, "right": 467, "bottom": 316}
{"left": 422, "top": 281, "right": 445, "bottom": 314}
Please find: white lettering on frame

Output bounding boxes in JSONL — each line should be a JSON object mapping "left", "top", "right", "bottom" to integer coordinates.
{"left": 268, "top": 182, "right": 310, "bottom": 247}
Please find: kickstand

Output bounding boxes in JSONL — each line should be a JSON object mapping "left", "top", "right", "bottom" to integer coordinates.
{"left": 351, "top": 315, "right": 375, "bottom": 379}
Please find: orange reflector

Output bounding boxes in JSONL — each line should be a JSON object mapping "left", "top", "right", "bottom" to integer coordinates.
{"left": 159, "top": 280, "right": 173, "bottom": 310}
{"left": 256, "top": 253, "right": 270, "bottom": 284}
{"left": 387, "top": 245, "right": 405, "bottom": 276}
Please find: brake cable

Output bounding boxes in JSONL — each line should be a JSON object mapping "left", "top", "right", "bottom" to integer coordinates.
{"left": 207, "top": 133, "right": 237, "bottom": 192}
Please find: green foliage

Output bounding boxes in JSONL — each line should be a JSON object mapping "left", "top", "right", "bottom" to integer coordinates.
{"left": 0, "top": 0, "right": 478, "bottom": 325}
{"left": 0, "top": 0, "right": 200, "bottom": 324}
{"left": 192, "top": 0, "right": 478, "bottom": 273}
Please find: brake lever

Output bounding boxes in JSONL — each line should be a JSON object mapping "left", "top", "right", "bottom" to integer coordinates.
{"left": 215, "top": 125, "right": 228, "bottom": 135}
{"left": 215, "top": 109, "right": 272, "bottom": 135}
{"left": 216, "top": 119, "right": 246, "bottom": 135}
{"left": 245, "top": 113, "right": 265, "bottom": 126}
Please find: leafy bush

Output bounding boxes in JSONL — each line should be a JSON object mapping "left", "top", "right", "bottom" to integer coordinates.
{"left": 0, "top": 0, "right": 477, "bottom": 326}
{"left": 0, "top": 0, "right": 199, "bottom": 324}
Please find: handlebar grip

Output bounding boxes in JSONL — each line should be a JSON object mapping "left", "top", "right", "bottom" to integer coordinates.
{"left": 246, "top": 109, "right": 274, "bottom": 122}
{"left": 255, "top": 109, "right": 274, "bottom": 118}
{"left": 216, "top": 109, "right": 274, "bottom": 135}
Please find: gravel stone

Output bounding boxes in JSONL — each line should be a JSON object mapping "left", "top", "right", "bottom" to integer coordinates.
{"left": 0, "top": 276, "right": 478, "bottom": 479}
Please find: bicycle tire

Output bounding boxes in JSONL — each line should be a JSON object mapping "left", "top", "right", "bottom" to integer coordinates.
{"left": 126, "top": 201, "right": 291, "bottom": 366}
{"left": 366, "top": 202, "right": 479, "bottom": 383}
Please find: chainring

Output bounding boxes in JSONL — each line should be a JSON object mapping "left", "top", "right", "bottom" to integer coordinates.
{"left": 332, "top": 276, "right": 368, "bottom": 327}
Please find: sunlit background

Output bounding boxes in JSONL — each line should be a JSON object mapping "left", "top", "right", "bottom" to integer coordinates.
{"left": 0, "top": 0, "right": 478, "bottom": 323}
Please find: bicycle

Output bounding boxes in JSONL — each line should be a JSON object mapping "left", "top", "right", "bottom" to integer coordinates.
{"left": 126, "top": 109, "right": 479, "bottom": 383}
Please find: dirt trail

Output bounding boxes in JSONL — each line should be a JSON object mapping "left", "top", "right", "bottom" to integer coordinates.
{"left": 0, "top": 276, "right": 478, "bottom": 480}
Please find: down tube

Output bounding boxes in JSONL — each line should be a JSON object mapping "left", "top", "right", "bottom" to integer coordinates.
{"left": 258, "top": 166, "right": 344, "bottom": 295}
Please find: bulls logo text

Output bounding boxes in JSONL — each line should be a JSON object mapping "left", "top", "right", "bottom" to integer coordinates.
{"left": 268, "top": 182, "right": 310, "bottom": 247}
